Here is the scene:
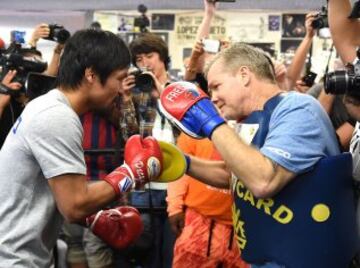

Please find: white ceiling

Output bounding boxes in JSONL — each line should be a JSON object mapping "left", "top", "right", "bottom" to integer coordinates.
{"left": 0, "top": 0, "right": 325, "bottom": 12}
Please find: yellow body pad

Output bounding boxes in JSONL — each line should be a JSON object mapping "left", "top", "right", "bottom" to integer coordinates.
{"left": 157, "top": 141, "right": 187, "bottom": 182}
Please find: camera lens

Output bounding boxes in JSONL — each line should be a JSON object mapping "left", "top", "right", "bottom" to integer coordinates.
{"left": 324, "top": 70, "right": 349, "bottom": 94}
{"left": 135, "top": 73, "right": 154, "bottom": 93}
{"left": 46, "top": 24, "right": 70, "bottom": 44}
{"left": 53, "top": 28, "right": 70, "bottom": 44}
{"left": 311, "top": 17, "right": 323, "bottom": 29}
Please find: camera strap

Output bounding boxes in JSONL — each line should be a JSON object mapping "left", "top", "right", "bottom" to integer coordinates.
{"left": 324, "top": 44, "right": 335, "bottom": 75}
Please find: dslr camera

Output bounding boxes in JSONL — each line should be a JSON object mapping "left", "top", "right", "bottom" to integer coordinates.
{"left": 302, "top": 71, "right": 317, "bottom": 87}
{"left": 129, "top": 67, "right": 155, "bottom": 93}
{"left": 0, "top": 43, "right": 47, "bottom": 86}
{"left": 311, "top": 6, "right": 329, "bottom": 29}
{"left": 134, "top": 5, "right": 150, "bottom": 33}
{"left": 324, "top": 49, "right": 360, "bottom": 99}
{"left": 44, "top": 24, "right": 70, "bottom": 44}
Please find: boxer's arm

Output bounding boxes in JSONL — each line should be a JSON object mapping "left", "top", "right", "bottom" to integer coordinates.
{"left": 48, "top": 174, "right": 117, "bottom": 223}
{"left": 48, "top": 135, "right": 162, "bottom": 223}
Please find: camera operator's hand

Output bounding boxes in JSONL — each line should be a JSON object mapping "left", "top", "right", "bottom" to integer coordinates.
{"left": 0, "top": 70, "right": 22, "bottom": 117}
{"left": 192, "top": 39, "right": 205, "bottom": 59}
{"left": 139, "top": 70, "right": 164, "bottom": 99}
{"left": 28, "top": 23, "right": 50, "bottom": 48}
{"left": 294, "top": 79, "right": 310, "bottom": 93}
{"left": 305, "top": 13, "right": 317, "bottom": 38}
{"left": 53, "top": 43, "right": 65, "bottom": 54}
{"left": 274, "top": 61, "right": 289, "bottom": 91}
{"left": 44, "top": 43, "right": 65, "bottom": 76}
{"left": 121, "top": 74, "right": 136, "bottom": 102}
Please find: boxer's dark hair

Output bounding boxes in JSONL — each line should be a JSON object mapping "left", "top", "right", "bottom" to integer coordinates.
{"left": 57, "top": 29, "right": 130, "bottom": 89}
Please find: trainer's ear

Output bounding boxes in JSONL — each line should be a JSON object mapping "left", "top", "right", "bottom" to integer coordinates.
{"left": 237, "top": 66, "right": 251, "bottom": 86}
{"left": 84, "top": 68, "right": 95, "bottom": 83}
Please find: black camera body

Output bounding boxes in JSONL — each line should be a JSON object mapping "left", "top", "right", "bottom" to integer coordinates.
{"left": 0, "top": 43, "right": 47, "bottom": 87}
{"left": 25, "top": 72, "right": 56, "bottom": 100}
{"left": 324, "top": 51, "right": 360, "bottom": 99}
{"left": 312, "top": 6, "right": 329, "bottom": 29}
{"left": 129, "top": 67, "right": 155, "bottom": 93}
{"left": 44, "top": 24, "right": 70, "bottom": 44}
{"left": 134, "top": 4, "right": 150, "bottom": 33}
{"left": 302, "top": 71, "right": 317, "bottom": 87}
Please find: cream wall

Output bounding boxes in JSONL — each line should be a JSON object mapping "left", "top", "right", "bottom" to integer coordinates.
{"left": 95, "top": 9, "right": 336, "bottom": 79}
{"left": 0, "top": 8, "right": 335, "bottom": 80}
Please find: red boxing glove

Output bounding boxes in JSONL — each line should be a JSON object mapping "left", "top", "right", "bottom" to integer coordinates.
{"left": 103, "top": 135, "right": 163, "bottom": 195}
{"left": 125, "top": 134, "right": 163, "bottom": 187}
{"left": 86, "top": 206, "right": 143, "bottom": 250}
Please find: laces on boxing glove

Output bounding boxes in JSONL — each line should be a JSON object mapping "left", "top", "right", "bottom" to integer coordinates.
{"left": 87, "top": 209, "right": 122, "bottom": 230}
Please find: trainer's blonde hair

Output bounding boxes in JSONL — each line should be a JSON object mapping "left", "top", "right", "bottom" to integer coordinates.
{"left": 205, "top": 42, "right": 276, "bottom": 83}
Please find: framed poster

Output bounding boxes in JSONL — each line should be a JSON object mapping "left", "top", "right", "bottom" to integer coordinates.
{"left": 124, "top": 32, "right": 169, "bottom": 46}
{"left": 248, "top": 42, "right": 276, "bottom": 58}
{"left": 151, "top": 14, "right": 175, "bottom": 30}
{"left": 282, "top": 14, "right": 306, "bottom": 38}
{"left": 268, "top": 15, "right": 280, "bottom": 31}
{"left": 280, "top": 39, "right": 302, "bottom": 53}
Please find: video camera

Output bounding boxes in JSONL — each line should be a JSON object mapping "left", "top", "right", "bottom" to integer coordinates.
{"left": 134, "top": 4, "right": 150, "bottom": 33}
{"left": 129, "top": 67, "right": 155, "bottom": 93}
{"left": 324, "top": 49, "right": 360, "bottom": 99}
{"left": 312, "top": 6, "right": 329, "bottom": 29}
{"left": 43, "top": 24, "right": 70, "bottom": 44}
{"left": 0, "top": 43, "right": 47, "bottom": 86}
{"left": 0, "top": 72, "right": 56, "bottom": 100}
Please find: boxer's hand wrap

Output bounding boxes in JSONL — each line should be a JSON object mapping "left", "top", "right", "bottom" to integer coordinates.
{"left": 103, "top": 135, "right": 163, "bottom": 194}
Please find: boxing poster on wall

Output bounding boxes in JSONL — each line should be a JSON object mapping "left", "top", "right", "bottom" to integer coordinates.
{"left": 280, "top": 39, "right": 302, "bottom": 53}
{"left": 248, "top": 42, "right": 276, "bottom": 57}
{"left": 268, "top": 15, "right": 280, "bottom": 31}
{"left": 175, "top": 12, "right": 226, "bottom": 44}
{"left": 282, "top": 14, "right": 306, "bottom": 38}
{"left": 125, "top": 32, "right": 169, "bottom": 46}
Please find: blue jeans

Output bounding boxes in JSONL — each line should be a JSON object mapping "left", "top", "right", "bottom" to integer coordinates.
{"left": 114, "top": 189, "right": 176, "bottom": 268}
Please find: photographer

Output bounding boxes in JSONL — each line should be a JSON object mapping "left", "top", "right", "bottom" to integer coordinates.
{"left": 0, "top": 70, "right": 22, "bottom": 118}
{"left": 0, "top": 45, "right": 45, "bottom": 148}
{"left": 328, "top": 0, "right": 360, "bottom": 265}
{"left": 0, "top": 23, "right": 67, "bottom": 148}
{"left": 328, "top": 0, "right": 360, "bottom": 122}
{"left": 287, "top": 12, "right": 317, "bottom": 91}
{"left": 28, "top": 23, "right": 66, "bottom": 76}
